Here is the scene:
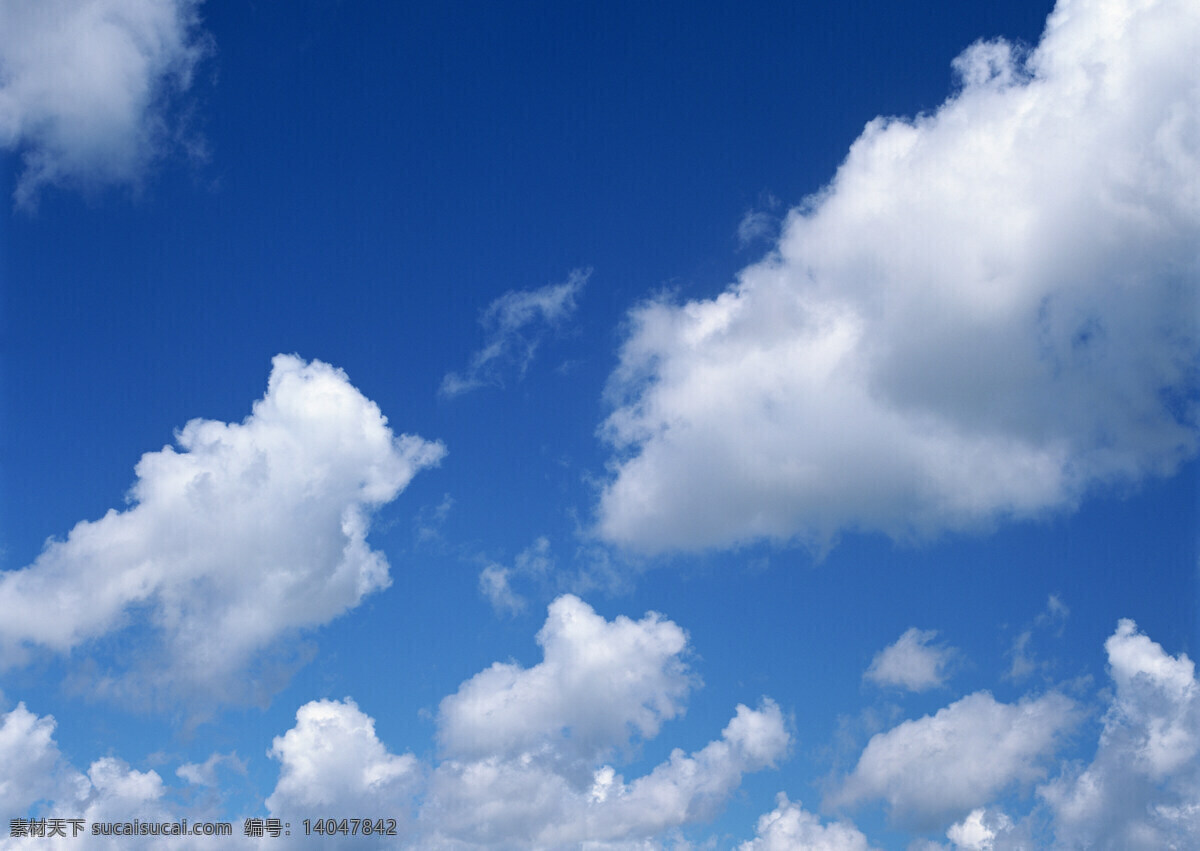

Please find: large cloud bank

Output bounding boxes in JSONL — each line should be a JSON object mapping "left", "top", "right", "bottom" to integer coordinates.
{"left": 598, "top": 0, "right": 1200, "bottom": 552}
{"left": 0, "top": 0, "right": 210, "bottom": 207}
{"left": 0, "top": 355, "right": 445, "bottom": 708}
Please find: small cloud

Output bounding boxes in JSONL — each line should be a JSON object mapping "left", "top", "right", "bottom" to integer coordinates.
{"left": 739, "top": 792, "right": 874, "bottom": 850}
{"left": 946, "top": 807, "right": 1013, "bottom": 850}
{"left": 736, "top": 194, "right": 782, "bottom": 249}
{"left": 175, "top": 752, "right": 246, "bottom": 787}
{"left": 1039, "top": 594, "right": 1069, "bottom": 630}
{"left": 514, "top": 536, "right": 553, "bottom": 576}
{"left": 266, "top": 698, "right": 421, "bottom": 819}
{"left": 736, "top": 210, "right": 775, "bottom": 248}
{"left": 415, "top": 493, "right": 455, "bottom": 544}
{"left": 1007, "top": 630, "right": 1038, "bottom": 681}
{"left": 865, "top": 628, "right": 958, "bottom": 692}
{"left": 478, "top": 564, "right": 525, "bottom": 615}
{"left": 440, "top": 269, "right": 589, "bottom": 398}
{"left": 1006, "top": 594, "right": 1070, "bottom": 681}
{"left": 476, "top": 536, "right": 555, "bottom": 616}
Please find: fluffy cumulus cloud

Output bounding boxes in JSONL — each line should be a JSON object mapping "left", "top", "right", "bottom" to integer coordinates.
{"left": 0, "top": 600, "right": 784, "bottom": 850}
{"left": 441, "top": 269, "right": 589, "bottom": 397}
{"left": 945, "top": 808, "right": 1014, "bottom": 850}
{"left": 831, "top": 691, "right": 1078, "bottom": 827}
{"left": 864, "top": 628, "right": 957, "bottom": 692}
{"left": 0, "top": 703, "right": 245, "bottom": 851}
{"left": 0, "top": 704, "right": 78, "bottom": 815}
{"left": 822, "top": 619, "right": 1200, "bottom": 848}
{"left": 1, "top": 700, "right": 202, "bottom": 844}
{"left": 423, "top": 698, "right": 789, "bottom": 848}
{"left": 437, "top": 594, "right": 694, "bottom": 772}
{"left": 0, "top": 0, "right": 210, "bottom": 207}
{"left": 5, "top": 616, "right": 1194, "bottom": 848}
{"left": 0, "top": 355, "right": 445, "bottom": 710}
{"left": 1039, "top": 619, "right": 1199, "bottom": 849}
{"left": 266, "top": 698, "right": 421, "bottom": 821}
{"left": 739, "top": 793, "right": 874, "bottom": 851}
{"left": 262, "top": 596, "right": 787, "bottom": 848}
{"left": 597, "top": 0, "right": 1200, "bottom": 553}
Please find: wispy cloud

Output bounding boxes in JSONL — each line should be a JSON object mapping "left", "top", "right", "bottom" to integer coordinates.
{"left": 478, "top": 564, "right": 525, "bottom": 616}
{"left": 0, "top": 0, "right": 212, "bottom": 208}
{"left": 175, "top": 752, "right": 245, "bottom": 788}
{"left": 736, "top": 193, "right": 782, "bottom": 249}
{"left": 440, "top": 268, "right": 589, "bottom": 398}
{"left": 1006, "top": 594, "right": 1070, "bottom": 681}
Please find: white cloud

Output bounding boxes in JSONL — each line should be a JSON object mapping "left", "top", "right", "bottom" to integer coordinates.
{"left": 479, "top": 564, "right": 526, "bottom": 615}
{"left": 416, "top": 493, "right": 455, "bottom": 543}
{"left": 1006, "top": 594, "right": 1070, "bottom": 681}
{"left": 0, "top": 355, "right": 445, "bottom": 712}
{"left": 477, "top": 536, "right": 556, "bottom": 615}
{"left": 1039, "top": 619, "right": 1199, "bottom": 849}
{"left": 423, "top": 699, "right": 789, "bottom": 848}
{"left": 0, "top": 704, "right": 81, "bottom": 814}
{"left": 945, "top": 808, "right": 1013, "bottom": 850}
{"left": 421, "top": 596, "right": 787, "bottom": 847}
{"left": 831, "top": 691, "right": 1078, "bottom": 827}
{"left": 260, "top": 596, "right": 788, "bottom": 848}
{"left": 175, "top": 752, "right": 245, "bottom": 787}
{"left": 0, "top": 0, "right": 210, "bottom": 207}
{"left": 266, "top": 698, "right": 421, "bottom": 820}
{"left": 597, "top": 0, "right": 1200, "bottom": 553}
{"left": 864, "top": 628, "right": 957, "bottom": 692}
{"left": 736, "top": 196, "right": 782, "bottom": 249}
{"left": 0, "top": 596, "right": 785, "bottom": 849}
{"left": 6, "top": 617, "right": 1195, "bottom": 850}
{"left": 441, "top": 269, "right": 589, "bottom": 397}
{"left": 739, "top": 792, "right": 874, "bottom": 851}
{"left": 73, "top": 758, "right": 176, "bottom": 839}
{"left": 0, "top": 703, "right": 222, "bottom": 850}
{"left": 737, "top": 209, "right": 776, "bottom": 247}
{"left": 438, "top": 594, "right": 694, "bottom": 772}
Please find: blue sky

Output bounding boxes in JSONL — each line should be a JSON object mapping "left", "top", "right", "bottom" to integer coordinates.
{"left": 0, "top": 0, "right": 1196, "bottom": 848}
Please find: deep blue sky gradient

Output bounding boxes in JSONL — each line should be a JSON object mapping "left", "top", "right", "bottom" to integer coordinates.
{"left": 1, "top": 1, "right": 1194, "bottom": 847}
